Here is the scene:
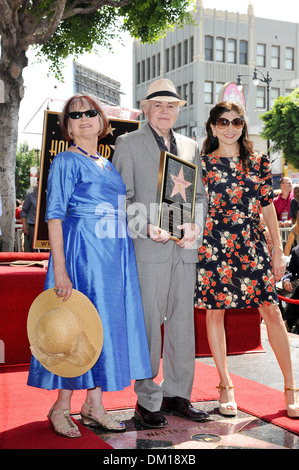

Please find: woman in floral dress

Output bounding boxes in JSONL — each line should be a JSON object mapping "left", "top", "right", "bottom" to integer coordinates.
{"left": 195, "top": 102, "right": 299, "bottom": 418}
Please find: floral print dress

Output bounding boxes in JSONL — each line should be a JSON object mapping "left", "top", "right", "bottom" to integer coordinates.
{"left": 194, "top": 153, "right": 279, "bottom": 310}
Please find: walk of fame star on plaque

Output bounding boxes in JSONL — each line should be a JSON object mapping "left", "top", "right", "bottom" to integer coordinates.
{"left": 170, "top": 166, "right": 192, "bottom": 202}
{"left": 156, "top": 151, "right": 198, "bottom": 240}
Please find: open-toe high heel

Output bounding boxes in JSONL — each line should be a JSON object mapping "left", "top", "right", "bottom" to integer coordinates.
{"left": 216, "top": 384, "right": 237, "bottom": 416}
{"left": 80, "top": 403, "right": 126, "bottom": 432}
{"left": 284, "top": 387, "right": 299, "bottom": 418}
{"left": 47, "top": 407, "right": 81, "bottom": 438}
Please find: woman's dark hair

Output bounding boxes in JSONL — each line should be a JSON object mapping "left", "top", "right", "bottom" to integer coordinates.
{"left": 59, "top": 94, "right": 109, "bottom": 143}
{"left": 202, "top": 101, "right": 254, "bottom": 170}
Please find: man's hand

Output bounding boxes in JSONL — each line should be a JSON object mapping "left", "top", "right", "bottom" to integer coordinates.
{"left": 147, "top": 224, "right": 170, "bottom": 243}
{"left": 176, "top": 223, "right": 200, "bottom": 249}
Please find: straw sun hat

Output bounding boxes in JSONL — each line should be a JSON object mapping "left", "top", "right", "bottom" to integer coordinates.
{"left": 140, "top": 78, "right": 186, "bottom": 107}
{"left": 27, "top": 288, "right": 103, "bottom": 378}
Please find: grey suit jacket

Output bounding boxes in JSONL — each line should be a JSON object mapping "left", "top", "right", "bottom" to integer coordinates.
{"left": 113, "top": 123, "right": 208, "bottom": 263}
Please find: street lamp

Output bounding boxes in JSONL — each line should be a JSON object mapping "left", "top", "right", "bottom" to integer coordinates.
{"left": 236, "top": 68, "right": 272, "bottom": 154}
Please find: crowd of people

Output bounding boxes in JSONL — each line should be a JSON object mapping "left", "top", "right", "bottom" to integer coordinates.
{"left": 7, "top": 78, "right": 298, "bottom": 438}
{"left": 270, "top": 178, "right": 299, "bottom": 333}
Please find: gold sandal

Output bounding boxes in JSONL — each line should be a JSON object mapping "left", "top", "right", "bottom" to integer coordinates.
{"left": 80, "top": 403, "right": 126, "bottom": 432}
{"left": 47, "top": 407, "right": 81, "bottom": 438}
{"left": 216, "top": 384, "right": 237, "bottom": 416}
{"left": 284, "top": 387, "right": 299, "bottom": 418}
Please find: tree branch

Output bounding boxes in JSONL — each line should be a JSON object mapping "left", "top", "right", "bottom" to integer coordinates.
{"left": 0, "top": 0, "right": 17, "bottom": 47}
{"left": 60, "top": 0, "right": 132, "bottom": 19}
{"left": 18, "top": 0, "right": 131, "bottom": 48}
{"left": 22, "top": 0, "right": 68, "bottom": 47}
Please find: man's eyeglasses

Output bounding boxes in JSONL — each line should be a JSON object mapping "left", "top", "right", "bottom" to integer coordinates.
{"left": 216, "top": 117, "right": 244, "bottom": 130}
{"left": 67, "top": 109, "right": 99, "bottom": 119}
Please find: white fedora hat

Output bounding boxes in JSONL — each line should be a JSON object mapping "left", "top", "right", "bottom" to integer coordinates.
{"left": 141, "top": 79, "right": 186, "bottom": 107}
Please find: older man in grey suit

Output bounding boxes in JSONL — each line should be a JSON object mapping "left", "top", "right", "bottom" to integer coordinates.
{"left": 113, "top": 79, "right": 208, "bottom": 428}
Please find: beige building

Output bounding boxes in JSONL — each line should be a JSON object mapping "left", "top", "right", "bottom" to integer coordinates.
{"left": 133, "top": 1, "right": 299, "bottom": 181}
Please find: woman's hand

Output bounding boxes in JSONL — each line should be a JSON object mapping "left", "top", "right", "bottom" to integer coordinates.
{"left": 271, "top": 247, "right": 286, "bottom": 282}
{"left": 261, "top": 203, "right": 286, "bottom": 282}
{"left": 54, "top": 266, "right": 73, "bottom": 301}
{"left": 48, "top": 219, "right": 72, "bottom": 301}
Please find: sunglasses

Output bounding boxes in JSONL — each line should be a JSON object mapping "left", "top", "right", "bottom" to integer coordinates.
{"left": 216, "top": 117, "right": 244, "bottom": 130}
{"left": 67, "top": 109, "right": 99, "bottom": 119}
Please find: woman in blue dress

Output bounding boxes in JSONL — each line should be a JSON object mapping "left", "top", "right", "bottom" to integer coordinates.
{"left": 28, "top": 94, "right": 152, "bottom": 437}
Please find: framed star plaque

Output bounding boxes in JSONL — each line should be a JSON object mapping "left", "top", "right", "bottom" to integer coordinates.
{"left": 156, "top": 151, "right": 198, "bottom": 241}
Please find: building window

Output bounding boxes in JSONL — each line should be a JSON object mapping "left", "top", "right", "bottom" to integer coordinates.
{"left": 183, "top": 83, "right": 188, "bottom": 102}
{"left": 166, "top": 48, "right": 170, "bottom": 72}
{"left": 190, "top": 36, "right": 194, "bottom": 62}
{"left": 239, "top": 40, "right": 248, "bottom": 64}
{"left": 227, "top": 39, "right": 236, "bottom": 63}
{"left": 216, "top": 37, "right": 225, "bottom": 62}
{"left": 142, "top": 60, "right": 145, "bottom": 82}
{"left": 271, "top": 87, "right": 280, "bottom": 107}
{"left": 205, "top": 35, "right": 213, "bottom": 61}
{"left": 271, "top": 45, "right": 280, "bottom": 69}
{"left": 189, "top": 81, "right": 194, "bottom": 105}
{"left": 257, "top": 43, "right": 266, "bottom": 68}
{"left": 174, "top": 126, "right": 188, "bottom": 136}
{"left": 147, "top": 58, "right": 151, "bottom": 80}
{"left": 184, "top": 39, "right": 188, "bottom": 65}
{"left": 157, "top": 53, "right": 161, "bottom": 76}
{"left": 285, "top": 47, "right": 294, "bottom": 70}
{"left": 152, "top": 55, "right": 156, "bottom": 78}
{"left": 177, "top": 42, "right": 182, "bottom": 68}
{"left": 256, "top": 86, "right": 266, "bottom": 108}
{"left": 171, "top": 45, "right": 176, "bottom": 70}
{"left": 137, "top": 63, "right": 140, "bottom": 85}
{"left": 204, "top": 81, "right": 213, "bottom": 104}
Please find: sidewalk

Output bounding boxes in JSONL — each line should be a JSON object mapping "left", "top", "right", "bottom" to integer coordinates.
{"left": 77, "top": 324, "right": 299, "bottom": 450}
{"left": 199, "top": 323, "right": 299, "bottom": 392}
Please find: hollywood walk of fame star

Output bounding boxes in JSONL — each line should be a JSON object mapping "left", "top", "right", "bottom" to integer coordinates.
{"left": 100, "top": 413, "right": 287, "bottom": 450}
{"left": 170, "top": 166, "right": 192, "bottom": 202}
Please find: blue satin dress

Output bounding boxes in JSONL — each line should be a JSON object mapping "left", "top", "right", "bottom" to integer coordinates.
{"left": 28, "top": 151, "right": 152, "bottom": 391}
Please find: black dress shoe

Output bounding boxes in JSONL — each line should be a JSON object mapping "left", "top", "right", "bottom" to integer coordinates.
{"left": 134, "top": 403, "right": 168, "bottom": 428}
{"left": 161, "top": 396, "right": 208, "bottom": 421}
